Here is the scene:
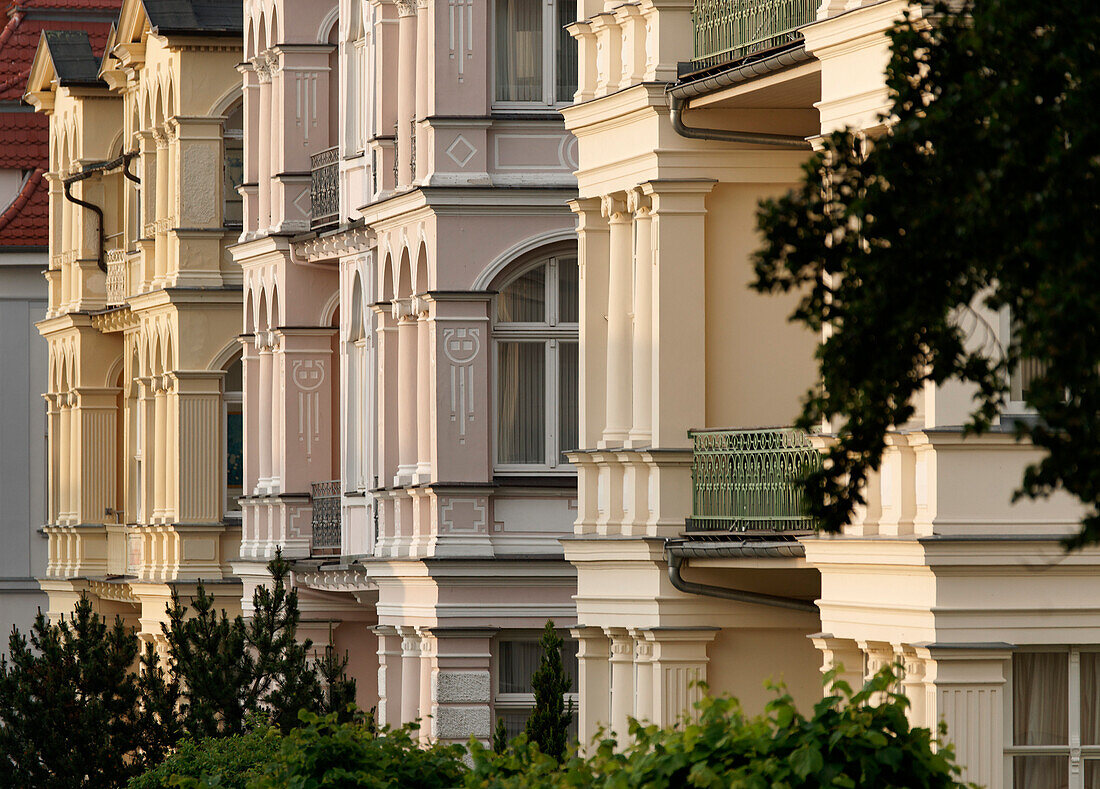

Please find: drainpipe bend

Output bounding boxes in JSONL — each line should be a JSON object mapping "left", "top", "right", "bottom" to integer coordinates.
{"left": 61, "top": 151, "right": 140, "bottom": 273}
{"left": 666, "top": 544, "right": 818, "bottom": 613}
{"left": 666, "top": 45, "right": 814, "bottom": 149}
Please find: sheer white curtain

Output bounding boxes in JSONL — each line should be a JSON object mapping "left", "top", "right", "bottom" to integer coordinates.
{"left": 1014, "top": 652, "right": 1069, "bottom": 789}
{"left": 497, "top": 342, "right": 545, "bottom": 464}
{"left": 495, "top": 0, "right": 542, "bottom": 102}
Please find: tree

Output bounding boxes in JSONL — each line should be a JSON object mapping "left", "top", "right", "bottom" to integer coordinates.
{"left": 752, "top": 0, "right": 1100, "bottom": 545}
{"left": 164, "top": 550, "right": 357, "bottom": 738}
{"left": 0, "top": 598, "right": 172, "bottom": 788}
{"left": 523, "top": 621, "right": 573, "bottom": 762}
{"left": 492, "top": 718, "right": 509, "bottom": 755}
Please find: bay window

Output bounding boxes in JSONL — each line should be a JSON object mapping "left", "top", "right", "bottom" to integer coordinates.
{"left": 494, "top": 254, "right": 578, "bottom": 472}
{"left": 494, "top": 0, "right": 578, "bottom": 105}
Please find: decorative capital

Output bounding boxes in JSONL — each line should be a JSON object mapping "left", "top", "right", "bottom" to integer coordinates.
{"left": 600, "top": 193, "right": 628, "bottom": 221}
{"left": 394, "top": 0, "right": 418, "bottom": 17}
{"left": 627, "top": 187, "right": 651, "bottom": 217}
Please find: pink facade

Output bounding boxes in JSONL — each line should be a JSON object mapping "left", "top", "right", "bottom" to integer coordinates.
{"left": 234, "top": 0, "right": 580, "bottom": 740}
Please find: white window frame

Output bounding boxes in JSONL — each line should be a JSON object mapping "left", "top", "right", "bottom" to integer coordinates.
{"left": 492, "top": 255, "right": 578, "bottom": 474}
{"left": 490, "top": 0, "right": 576, "bottom": 110}
{"left": 1005, "top": 647, "right": 1100, "bottom": 788}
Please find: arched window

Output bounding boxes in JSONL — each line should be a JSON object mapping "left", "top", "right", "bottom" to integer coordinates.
{"left": 494, "top": 251, "right": 578, "bottom": 471}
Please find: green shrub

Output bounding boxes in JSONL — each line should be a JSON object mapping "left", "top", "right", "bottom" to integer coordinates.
{"left": 127, "top": 726, "right": 279, "bottom": 789}
{"left": 465, "top": 667, "right": 972, "bottom": 789}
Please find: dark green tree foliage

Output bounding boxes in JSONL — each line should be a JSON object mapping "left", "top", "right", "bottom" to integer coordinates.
{"left": 492, "top": 717, "right": 509, "bottom": 755}
{"left": 752, "top": 0, "right": 1100, "bottom": 545}
{"left": 523, "top": 621, "right": 573, "bottom": 762}
{"left": 0, "top": 598, "right": 170, "bottom": 788}
{"left": 164, "top": 551, "right": 357, "bottom": 737}
{"left": 127, "top": 724, "right": 279, "bottom": 789}
{"left": 466, "top": 667, "right": 970, "bottom": 788}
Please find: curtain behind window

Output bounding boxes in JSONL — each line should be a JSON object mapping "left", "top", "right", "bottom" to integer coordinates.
{"left": 555, "top": 0, "right": 578, "bottom": 102}
{"left": 1014, "top": 652, "right": 1070, "bottom": 789}
{"left": 496, "top": 0, "right": 543, "bottom": 102}
{"left": 498, "top": 342, "right": 545, "bottom": 463}
{"left": 559, "top": 341, "right": 578, "bottom": 461}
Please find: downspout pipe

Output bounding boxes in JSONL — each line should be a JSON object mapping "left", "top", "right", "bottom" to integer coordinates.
{"left": 61, "top": 151, "right": 139, "bottom": 273}
{"left": 667, "top": 45, "right": 814, "bottom": 149}
{"left": 666, "top": 543, "right": 818, "bottom": 613}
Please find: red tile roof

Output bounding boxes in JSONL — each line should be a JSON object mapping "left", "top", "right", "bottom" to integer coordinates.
{"left": 0, "top": 0, "right": 120, "bottom": 246}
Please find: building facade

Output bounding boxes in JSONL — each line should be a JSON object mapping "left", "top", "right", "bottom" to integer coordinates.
{"left": 234, "top": 0, "right": 582, "bottom": 742}
{"left": 0, "top": 0, "right": 120, "bottom": 654}
{"left": 25, "top": 0, "right": 247, "bottom": 643}
{"left": 561, "top": 0, "right": 1100, "bottom": 787}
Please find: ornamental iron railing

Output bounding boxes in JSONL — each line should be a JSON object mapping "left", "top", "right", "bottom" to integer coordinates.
{"left": 310, "top": 146, "right": 339, "bottom": 231}
{"left": 690, "top": 427, "right": 820, "bottom": 532}
{"left": 105, "top": 248, "right": 128, "bottom": 307}
{"left": 692, "top": 0, "right": 817, "bottom": 69}
{"left": 311, "top": 480, "right": 341, "bottom": 556}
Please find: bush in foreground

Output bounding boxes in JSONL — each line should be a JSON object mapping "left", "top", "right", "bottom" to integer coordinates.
{"left": 127, "top": 725, "right": 279, "bottom": 789}
{"left": 166, "top": 667, "right": 969, "bottom": 789}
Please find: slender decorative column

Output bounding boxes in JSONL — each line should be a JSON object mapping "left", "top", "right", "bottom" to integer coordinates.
{"left": 255, "top": 58, "right": 272, "bottom": 234}
{"left": 413, "top": 0, "right": 431, "bottom": 183}
{"left": 606, "top": 628, "right": 635, "bottom": 738}
{"left": 67, "top": 390, "right": 78, "bottom": 523}
{"left": 573, "top": 627, "right": 610, "bottom": 746}
{"left": 44, "top": 393, "right": 59, "bottom": 525}
{"left": 394, "top": 0, "right": 417, "bottom": 189}
{"left": 400, "top": 626, "right": 422, "bottom": 724}
{"left": 58, "top": 391, "right": 72, "bottom": 523}
{"left": 601, "top": 194, "right": 632, "bottom": 447}
{"left": 415, "top": 298, "right": 431, "bottom": 482}
{"left": 136, "top": 131, "right": 157, "bottom": 292}
{"left": 633, "top": 630, "right": 654, "bottom": 725}
{"left": 628, "top": 189, "right": 653, "bottom": 446}
{"left": 153, "top": 375, "right": 169, "bottom": 522}
{"left": 374, "top": 625, "right": 403, "bottom": 727}
{"left": 394, "top": 299, "right": 418, "bottom": 485}
{"left": 371, "top": 304, "right": 400, "bottom": 487}
{"left": 255, "top": 332, "right": 273, "bottom": 493}
{"left": 152, "top": 130, "right": 170, "bottom": 287}
{"left": 138, "top": 377, "right": 155, "bottom": 524}
{"left": 269, "top": 332, "right": 284, "bottom": 494}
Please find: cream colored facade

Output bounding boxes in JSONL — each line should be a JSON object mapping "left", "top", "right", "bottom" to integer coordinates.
{"left": 562, "top": 1, "right": 1100, "bottom": 787}
{"left": 26, "top": 0, "right": 247, "bottom": 640}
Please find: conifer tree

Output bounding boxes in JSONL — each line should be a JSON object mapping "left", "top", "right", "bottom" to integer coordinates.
{"left": 0, "top": 597, "right": 170, "bottom": 787}
{"left": 492, "top": 716, "right": 509, "bottom": 754}
{"left": 523, "top": 620, "right": 573, "bottom": 762}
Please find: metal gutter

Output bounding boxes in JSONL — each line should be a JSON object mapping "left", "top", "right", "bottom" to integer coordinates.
{"left": 666, "top": 45, "right": 814, "bottom": 150}
{"left": 665, "top": 539, "right": 818, "bottom": 613}
{"left": 61, "top": 152, "right": 139, "bottom": 273}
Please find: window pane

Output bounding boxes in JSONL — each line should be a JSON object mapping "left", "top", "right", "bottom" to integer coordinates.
{"left": 1014, "top": 756, "right": 1068, "bottom": 789}
{"left": 1084, "top": 653, "right": 1100, "bottom": 745}
{"left": 1014, "top": 652, "right": 1069, "bottom": 746}
{"left": 558, "top": 341, "right": 578, "bottom": 462}
{"left": 497, "top": 342, "right": 545, "bottom": 464}
{"left": 498, "top": 264, "right": 546, "bottom": 322}
{"left": 497, "top": 710, "right": 531, "bottom": 740}
{"left": 557, "top": 256, "right": 578, "bottom": 323}
{"left": 555, "top": 0, "right": 578, "bottom": 103}
{"left": 496, "top": 0, "right": 543, "bottom": 102}
{"left": 1086, "top": 760, "right": 1100, "bottom": 789}
{"left": 226, "top": 407, "right": 243, "bottom": 500}
{"left": 499, "top": 639, "right": 580, "bottom": 694}
{"left": 499, "top": 640, "right": 541, "bottom": 693}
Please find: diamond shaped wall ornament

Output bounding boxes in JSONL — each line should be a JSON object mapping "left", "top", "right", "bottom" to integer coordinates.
{"left": 445, "top": 134, "right": 476, "bottom": 168}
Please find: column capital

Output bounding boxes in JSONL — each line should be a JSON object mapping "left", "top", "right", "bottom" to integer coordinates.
{"left": 640, "top": 178, "right": 718, "bottom": 213}
{"left": 627, "top": 187, "right": 651, "bottom": 217}
{"left": 600, "top": 193, "right": 630, "bottom": 221}
{"left": 395, "top": 0, "right": 418, "bottom": 17}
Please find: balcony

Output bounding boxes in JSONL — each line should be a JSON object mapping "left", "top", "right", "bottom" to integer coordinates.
{"left": 105, "top": 248, "right": 128, "bottom": 307}
{"left": 309, "top": 146, "right": 339, "bottom": 231}
{"left": 689, "top": 427, "right": 820, "bottom": 532}
{"left": 692, "top": 0, "right": 818, "bottom": 70}
{"left": 310, "top": 480, "right": 341, "bottom": 557}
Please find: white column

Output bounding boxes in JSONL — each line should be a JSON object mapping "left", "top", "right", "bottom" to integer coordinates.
{"left": 607, "top": 627, "right": 634, "bottom": 739}
{"left": 415, "top": 300, "right": 431, "bottom": 482}
{"left": 601, "top": 194, "right": 632, "bottom": 447}
{"left": 573, "top": 626, "right": 610, "bottom": 747}
{"left": 153, "top": 130, "right": 169, "bottom": 286}
{"left": 255, "top": 58, "right": 272, "bottom": 233}
{"left": 633, "top": 630, "right": 654, "bottom": 725}
{"left": 58, "top": 392, "right": 72, "bottom": 523}
{"left": 394, "top": 0, "right": 417, "bottom": 189}
{"left": 395, "top": 300, "right": 418, "bottom": 485}
{"left": 628, "top": 189, "right": 653, "bottom": 446}
{"left": 153, "top": 376, "right": 168, "bottom": 521}
{"left": 413, "top": 0, "right": 431, "bottom": 183}
{"left": 374, "top": 625, "right": 403, "bottom": 728}
{"left": 400, "top": 626, "right": 422, "bottom": 725}
{"left": 256, "top": 334, "right": 273, "bottom": 492}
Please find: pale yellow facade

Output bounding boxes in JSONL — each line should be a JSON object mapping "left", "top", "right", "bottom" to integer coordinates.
{"left": 26, "top": 0, "right": 246, "bottom": 639}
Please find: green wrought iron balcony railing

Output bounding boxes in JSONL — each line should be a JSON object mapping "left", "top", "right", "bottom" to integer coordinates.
{"left": 690, "top": 427, "right": 820, "bottom": 532}
{"left": 692, "top": 0, "right": 818, "bottom": 70}
{"left": 310, "top": 146, "right": 339, "bottom": 231}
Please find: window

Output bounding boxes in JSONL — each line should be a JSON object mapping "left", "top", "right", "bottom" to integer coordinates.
{"left": 223, "top": 355, "right": 243, "bottom": 517}
{"left": 494, "top": 0, "right": 578, "bottom": 105}
{"left": 494, "top": 255, "right": 578, "bottom": 471}
{"left": 1008, "top": 649, "right": 1100, "bottom": 788}
{"left": 495, "top": 637, "right": 579, "bottom": 739}
{"left": 223, "top": 104, "right": 244, "bottom": 228}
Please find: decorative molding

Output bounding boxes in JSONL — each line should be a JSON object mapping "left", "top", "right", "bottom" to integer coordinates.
{"left": 441, "top": 327, "right": 479, "bottom": 441}
{"left": 448, "top": 0, "right": 474, "bottom": 81}
{"left": 292, "top": 359, "right": 327, "bottom": 460}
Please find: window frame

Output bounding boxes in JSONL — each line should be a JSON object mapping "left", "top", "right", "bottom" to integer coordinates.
{"left": 1005, "top": 647, "right": 1100, "bottom": 788}
{"left": 491, "top": 0, "right": 577, "bottom": 110}
{"left": 493, "top": 634, "right": 580, "bottom": 739}
{"left": 492, "top": 254, "right": 579, "bottom": 474}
